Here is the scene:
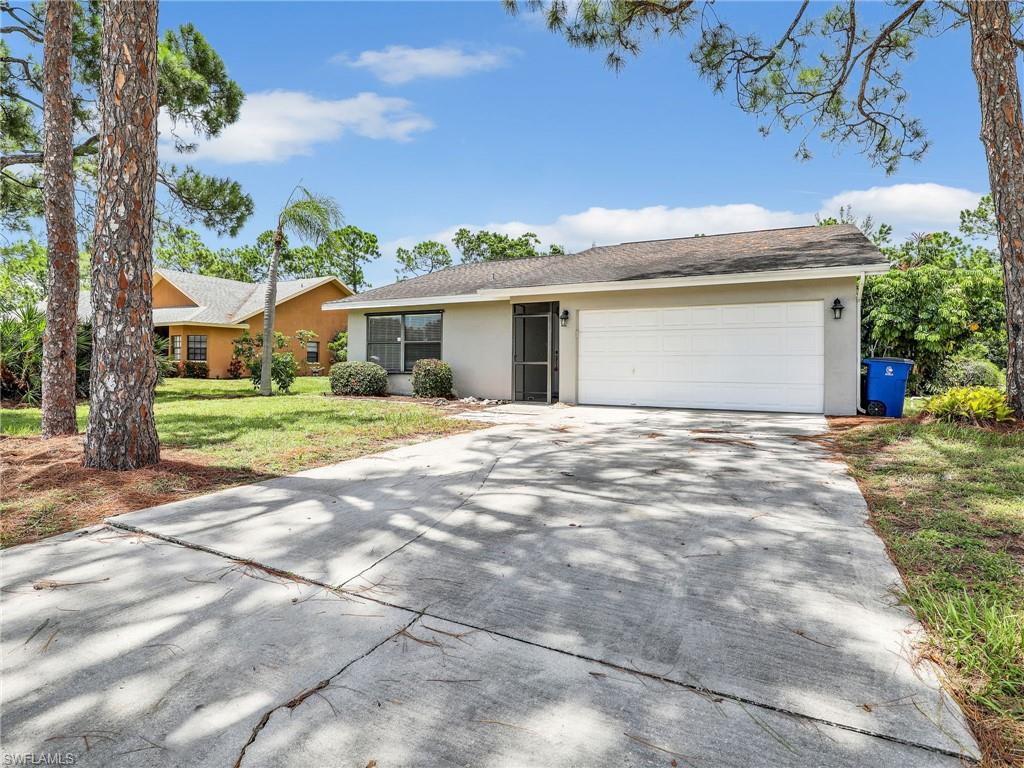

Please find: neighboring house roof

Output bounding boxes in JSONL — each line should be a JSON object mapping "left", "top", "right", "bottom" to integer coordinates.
{"left": 69, "top": 269, "right": 351, "bottom": 325}
{"left": 326, "top": 224, "right": 888, "bottom": 309}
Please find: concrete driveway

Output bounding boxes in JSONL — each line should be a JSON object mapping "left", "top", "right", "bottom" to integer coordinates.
{"left": 1, "top": 406, "right": 979, "bottom": 767}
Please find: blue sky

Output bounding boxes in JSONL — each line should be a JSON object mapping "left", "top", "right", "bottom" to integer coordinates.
{"left": 157, "top": 1, "right": 993, "bottom": 288}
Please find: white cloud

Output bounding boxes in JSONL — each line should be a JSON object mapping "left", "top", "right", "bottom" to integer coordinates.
{"left": 821, "top": 183, "right": 984, "bottom": 232}
{"left": 334, "top": 45, "right": 514, "bottom": 84}
{"left": 384, "top": 183, "right": 987, "bottom": 258}
{"left": 159, "top": 90, "right": 433, "bottom": 164}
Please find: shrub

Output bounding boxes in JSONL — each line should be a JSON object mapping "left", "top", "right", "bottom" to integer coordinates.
{"left": 183, "top": 360, "right": 209, "bottom": 379}
{"left": 164, "top": 361, "right": 181, "bottom": 378}
{"left": 271, "top": 352, "right": 298, "bottom": 393}
{"left": 328, "top": 330, "right": 348, "bottom": 363}
{"left": 0, "top": 306, "right": 90, "bottom": 404}
{"left": 937, "top": 354, "right": 1004, "bottom": 391}
{"left": 330, "top": 361, "right": 387, "bottom": 396}
{"left": 226, "top": 357, "right": 244, "bottom": 380}
{"left": 308, "top": 363, "right": 324, "bottom": 377}
{"left": 922, "top": 386, "right": 1014, "bottom": 424}
{"left": 411, "top": 358, "right": 453, "bottom": 398}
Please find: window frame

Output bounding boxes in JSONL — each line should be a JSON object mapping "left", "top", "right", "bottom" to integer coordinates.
{"left": 171, "top": 335, "right": 181, "bottom": 361}
{"left": 306, "top": 341, "right": 320, "bottom": 364}
{"left": 186, "top": 334, "right": 208, "bottom": 362}
{"left": 366, "top": 310, "right": 443, "bottom": 374}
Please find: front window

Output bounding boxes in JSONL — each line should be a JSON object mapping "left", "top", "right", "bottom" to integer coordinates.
{"left": 171, "top": 335, "right": 181, "bottom": 361}
{"left": 367, "top": 312, "right": 442, "bottom": 373}
{"left": 187, "top": 335, "right": 207, "bottom": 362}
{"left": 306, "top": 341, "right": 319, "bottom": 363}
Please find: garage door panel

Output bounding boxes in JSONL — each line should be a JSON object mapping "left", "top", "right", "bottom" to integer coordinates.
{"left": 578, "top": 301, "right": 825, "bottom": 413}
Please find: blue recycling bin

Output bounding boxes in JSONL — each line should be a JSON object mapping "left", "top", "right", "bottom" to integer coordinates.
{"left": 862, "top": 357, "right": 914, "bottom": 417}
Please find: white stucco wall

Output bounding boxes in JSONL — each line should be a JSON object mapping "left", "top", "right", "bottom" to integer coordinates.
{"left": 346, "top": 301, "right": 514, "bottom": 399}
{"left": 344, "top": 276, "right": 861, "bottom": 414}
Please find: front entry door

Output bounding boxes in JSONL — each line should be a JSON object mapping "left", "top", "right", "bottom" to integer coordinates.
{"left": 513, "top": 311, "right": 552, "bottom": 402}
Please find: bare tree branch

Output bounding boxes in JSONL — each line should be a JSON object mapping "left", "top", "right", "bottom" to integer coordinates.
{"left": 1, "top": 134, "right": 99, "bottom": 169}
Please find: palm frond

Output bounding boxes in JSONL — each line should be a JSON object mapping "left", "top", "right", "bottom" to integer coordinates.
{"left": 280, "top": 187, "right": 343, "bottom": 246}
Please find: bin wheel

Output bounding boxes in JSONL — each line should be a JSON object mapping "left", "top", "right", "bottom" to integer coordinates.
{"left": 866, "top": 400, "right": 887, "bottom": 417}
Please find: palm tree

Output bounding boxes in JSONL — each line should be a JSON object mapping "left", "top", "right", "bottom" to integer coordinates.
{"left": 261, "top": 187, "right": 342, "bottom": 396}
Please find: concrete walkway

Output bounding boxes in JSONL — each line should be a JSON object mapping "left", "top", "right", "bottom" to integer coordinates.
{"left": 1, "top": 406, "right": 978, "bottom": 767}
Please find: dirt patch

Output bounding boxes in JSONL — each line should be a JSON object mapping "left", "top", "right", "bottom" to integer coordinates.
{"left": 0, "top": 434, "right": 270, "bottom": 548}
{"left": 693, "top": 436, "right": 757, "bottom": 449}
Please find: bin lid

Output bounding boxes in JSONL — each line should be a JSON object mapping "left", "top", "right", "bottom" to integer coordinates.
{"left": 863, "top": 357, "right": 914, "bottom": 365}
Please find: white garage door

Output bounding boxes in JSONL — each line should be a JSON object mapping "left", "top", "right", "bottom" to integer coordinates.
{"left": 577, "top": 300, "right": 824, "bottom": 413}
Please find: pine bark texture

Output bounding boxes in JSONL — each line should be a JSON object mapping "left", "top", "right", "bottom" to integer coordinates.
{"left": 968, "top": 1, "right": 1024, "bottom": 417}
{"left": 84, "top": 0, "right": 161, "bottom": 469}
{"left": 40, "top": 0, "right": 79, "bottom": 438}
{"left": 259, "top": 229, "right": 283, "bottom": 397}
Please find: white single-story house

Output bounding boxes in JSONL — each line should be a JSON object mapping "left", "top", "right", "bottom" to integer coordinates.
{"left": 323, "top": 224, "right": 890, "bottom": 415}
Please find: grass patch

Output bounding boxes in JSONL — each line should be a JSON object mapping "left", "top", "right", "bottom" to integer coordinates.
{"left": 1, "top": 377, "right": 482, "bottom": 547}
{"left": 833, "top": 419, "right": 1024, "bottom": 765}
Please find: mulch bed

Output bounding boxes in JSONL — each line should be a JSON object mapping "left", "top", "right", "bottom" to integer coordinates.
{"left": 0, "top": 434, "right": 269, "bottom": 548}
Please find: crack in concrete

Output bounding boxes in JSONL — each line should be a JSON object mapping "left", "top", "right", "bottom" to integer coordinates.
{"left": 231, "top": 612, "right": 422, "bottom": 768}
{"left": 104, "top": 521, "right": 976, "bottom": 764}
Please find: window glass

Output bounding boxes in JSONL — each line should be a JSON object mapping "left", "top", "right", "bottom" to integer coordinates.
{"left": 171, "top": 335, "right": 181, "bottom": 361}
{"left": 187, "top": 335, "right": 207, "bottom": 362}
{"left": 403, "top": 313, "right": 442, "bottom": 342}
{"left": 367, "top": 315, "right": 402, "bottom": 343}
{"left": 306, "top": 341, "right": 319, "bottom": 363}
{"left": 366, "top": 312, "right": 443, "bottom": 372}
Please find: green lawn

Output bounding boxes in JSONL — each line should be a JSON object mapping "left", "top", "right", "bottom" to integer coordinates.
{"left": 835, "top": 420, "right": 1024, "bottom": 764}
{"left": 1, "top": 377, "right": 481, "bottom": 548}
{"left": 2, "top": 377, "right": 475, "bottom": 474}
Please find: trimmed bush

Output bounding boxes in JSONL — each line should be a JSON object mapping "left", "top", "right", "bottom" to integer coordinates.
{"left": 164, "top": 361, "right": 182, "bottom": 378}
{"left": 922, "top": 386, "right": 1014, "bottom": 424}
{"left": 330, "top": 361, "right": 387, "bottom": 396}
{"left": 183, "top": 360, "right": 209, "bottom": 379}
{"left": 937, "top": 354, "right": 1004, "bottom": 391}
{"left": 411, "top": 358, "right": 453, "bottom": 398}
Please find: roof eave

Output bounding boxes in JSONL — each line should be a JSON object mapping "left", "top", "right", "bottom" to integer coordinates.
{"left": 325, "top": 262, "right": 890, "bottom": 310}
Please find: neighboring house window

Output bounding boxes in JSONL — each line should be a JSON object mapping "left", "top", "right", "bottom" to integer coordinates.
{"left": 367, "top": 312, "right": 442, "bottom": 373}
{"left": 306, "top": 341, "right": 319, "bottom": 363}
{"left": 187, "top": 335, "right": 207, "bottom": 362}
{"left": 171, "top": 335, "right": 181, "bottom": 361}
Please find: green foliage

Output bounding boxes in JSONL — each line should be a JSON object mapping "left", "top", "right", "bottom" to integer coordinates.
{"left": 411, "top": 359, "right": 454, "bottom": 398}
{"left": 182, "top": 360, "right": 209, "bottom": 379}
{"left": 0, "top": 240, "right": 47, "bottom": 311}
{"left": 452, "top": 228, "right": 564, "bottom": 264}
{"left": 862, "top": 230, "right": 1006, "bottom": 393}
{"left": 328, "top": 330, "right": 348, "bottom": 364}
{"left": 938, "top": 353, "right": 1005, "bottom": 392}
{"left": 922, "top": 387, "right": 1014, "bottom": 425}
{"left": 330, "top": 361, "right": 387, "bottom": 396}
{"left": 269, "top": 353, "right": 298, "bottom": 393}
{"left": 0, "top": 306, "right": 89, "bottom": 404}
{"left": 278, "top": 188, "right": 343, "bottom": 246}
{"left": 300, "top": 226, "right": 380, "bottom": 291}
{"left": 958, "top": 194, "right": 997, "bottom": 240}
{"left": 815, "top": 205, "right": 892, "bottom": 246}
{"left": 395, "top": 240, "right": 452, "bottom": 279}
{"left": 1, "top": 5, "right": 253, "bottom": 236}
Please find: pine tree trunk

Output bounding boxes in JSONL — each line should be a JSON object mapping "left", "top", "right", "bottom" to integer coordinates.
{"left": 260, "top": 228, "right": 283, "bottom": 396}
{"left": 40, "top": 0, "right": 79, "bottom": 438}
{"left": 83, "top": 0, "right": 160, "bottom": 469}
{"left": 967, "top": 0, "right": 1024, "bottom": 418}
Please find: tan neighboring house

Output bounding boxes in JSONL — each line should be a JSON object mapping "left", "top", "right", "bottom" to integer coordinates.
{"left": 80, "top": 269, "right": 352, "bottom": 378}
{"left": 324, "top": 225, "right": 889, "bottom": 415}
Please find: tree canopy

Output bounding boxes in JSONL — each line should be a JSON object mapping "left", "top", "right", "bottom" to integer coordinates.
{"left": 1, "top": 3, "right": 253, "bottom": 236}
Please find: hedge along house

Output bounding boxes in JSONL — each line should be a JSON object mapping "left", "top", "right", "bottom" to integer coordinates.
{"left": 324, "top": 225, "right": 889, "bottom": 415}
{"left": 74, "top": 269, "right": 352, "bottom": 378}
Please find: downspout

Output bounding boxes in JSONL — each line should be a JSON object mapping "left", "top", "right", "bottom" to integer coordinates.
{"left": 856, "top": 273, "right": 866, "bottom": 414}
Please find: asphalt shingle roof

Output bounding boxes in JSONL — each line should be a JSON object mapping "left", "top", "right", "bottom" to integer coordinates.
{"left": 71, "top": 270, "right": 346, "bottom": 325}
{"left": 328, "top": 224, "right": 886, "bottom": 307}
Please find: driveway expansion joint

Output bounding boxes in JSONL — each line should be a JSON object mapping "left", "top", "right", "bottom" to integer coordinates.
{"left": 104, "top": 521, "right": 978, "bottom": 764}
